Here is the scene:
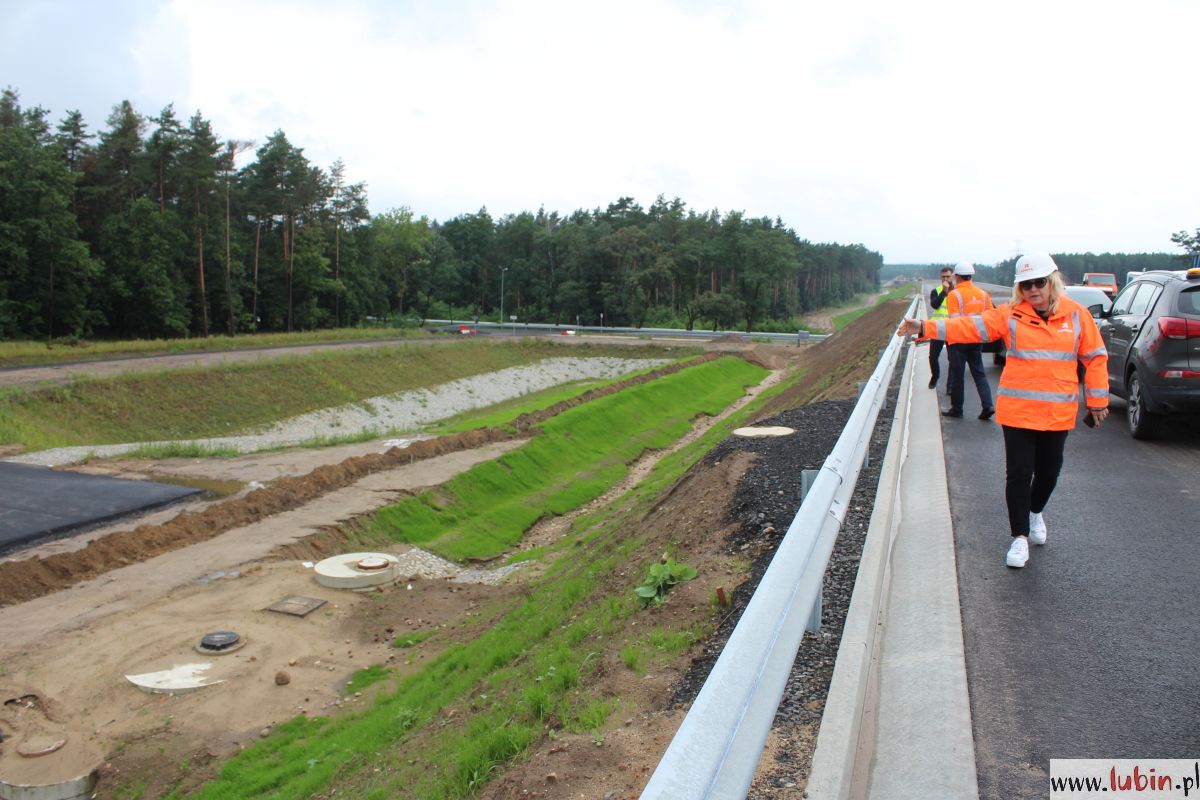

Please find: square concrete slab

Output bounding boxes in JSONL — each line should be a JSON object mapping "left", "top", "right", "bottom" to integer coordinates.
{"left": 265, "top": 596, "right": 328, "bottom": 617}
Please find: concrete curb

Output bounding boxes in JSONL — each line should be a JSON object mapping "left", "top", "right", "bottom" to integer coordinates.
{"left": 806, "top": 328, "right": 980, "bottom": 799}
{"left": 805, "top": 339, "right": 916, "bottom": 799}
{"left": 866, "top": 342, "right": 978, "bottom": 799}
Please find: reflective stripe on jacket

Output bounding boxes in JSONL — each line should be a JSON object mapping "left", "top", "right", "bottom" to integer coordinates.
{"left": 921, "top": 296, "right": 1109, "bottom": 431}
{"left": 946, "top": 281, "right": 993, "bottom": 318}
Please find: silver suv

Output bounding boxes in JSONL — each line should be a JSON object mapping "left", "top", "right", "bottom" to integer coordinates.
{"left": 1099, "top": 268, "right": 1200, "bottom": 439}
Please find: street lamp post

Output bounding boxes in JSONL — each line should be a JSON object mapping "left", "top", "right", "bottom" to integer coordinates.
{"left": 499, "top": 266, "right": 508, "bottom": 327}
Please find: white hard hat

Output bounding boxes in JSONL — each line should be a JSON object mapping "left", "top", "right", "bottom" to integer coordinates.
{"left": 953, "top": 261, "right": 975, "bottom": 276}
{"left": 1013, "top": 253, "right": 1058, "bottom": 284}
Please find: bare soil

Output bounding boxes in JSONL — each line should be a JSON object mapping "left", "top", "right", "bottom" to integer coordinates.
{"left": 0, "top": 305, "right": 907, "bottom": 799}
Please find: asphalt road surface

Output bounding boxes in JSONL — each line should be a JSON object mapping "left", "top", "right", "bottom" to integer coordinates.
{"left": 0, "top": 462, "right": 199, "bottom": 554}
{"left": 934, "top": 351, "right": 1200, "bottom": 799}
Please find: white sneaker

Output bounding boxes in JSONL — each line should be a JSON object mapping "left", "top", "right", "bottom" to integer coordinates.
{"left": 1029, "top": 512, "right": 1047, "bottom": 545}
{"left": 1006, "top": 537, "right": 1030, "bottom": 568}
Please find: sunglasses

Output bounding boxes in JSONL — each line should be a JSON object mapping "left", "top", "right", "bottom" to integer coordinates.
{"left": 1019, "top": 277, "right": 1049, "bottom": 290}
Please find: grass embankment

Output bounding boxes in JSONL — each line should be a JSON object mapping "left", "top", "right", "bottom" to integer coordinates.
{"left": 432, "top": 378, "right": 607, "bottom": 434}
{"left": 181, "top": 356, "right": 775, "bottom": 800}
{"left": 0, "top": 340, "right": 690, "bottom": 453}
{"left": 0, "top": 327, "right": 432, "bottom": 369}
{"left": 371, "top": 357, "right": 765, "bottom": 562}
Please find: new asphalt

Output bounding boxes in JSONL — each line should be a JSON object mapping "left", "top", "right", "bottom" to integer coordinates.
{"left": 937, "top": 352, "right": 1200, "bottom": 798}
{"left": 0, "top": 462, "right": 199, "bottom": 554}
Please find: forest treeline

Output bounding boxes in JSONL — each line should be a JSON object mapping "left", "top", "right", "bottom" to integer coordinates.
{"left": 0, "top": 89, "right": 882, "bottom": 341}
{"left": 886, "top": 251, "right": 1186, "bottom": 287}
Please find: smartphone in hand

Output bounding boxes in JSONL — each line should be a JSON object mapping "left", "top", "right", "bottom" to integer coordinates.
{"left": 1083, "top": 412, "right": 1096, "bottom": 428}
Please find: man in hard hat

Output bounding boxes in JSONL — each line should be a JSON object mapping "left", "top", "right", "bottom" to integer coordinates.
{"left": 926, "top": 266, "right": 954, "bottom": 389}
{"left": 942, "top": 262, "right": 995, "bottom": 420}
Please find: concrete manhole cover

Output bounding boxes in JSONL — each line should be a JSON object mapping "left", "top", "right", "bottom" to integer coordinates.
{"left": 314, "top": 552, "right": 401, "bottom": 590}
{"left": 732, "top": 426, "right": 796, "bottom": 438}
{"left": 0, "top": 688, "right": 101, "bottom": 798}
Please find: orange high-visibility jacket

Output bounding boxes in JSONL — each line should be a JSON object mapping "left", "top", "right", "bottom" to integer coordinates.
{"left": 922, "top": 296, "right": 1109, "bottom": 431}
{"left": 946, "top": 281, "right": 994, "bottom": 318}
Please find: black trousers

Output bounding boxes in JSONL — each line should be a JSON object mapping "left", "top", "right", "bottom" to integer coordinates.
{"left": 928, "top": 338, "right": 945, "bottom": 383}
{"left": 947, "top": 343, "right": 994, "bottom": 413}
{"left": 1001, "top": 426, "right": 1069, "bottom": 537}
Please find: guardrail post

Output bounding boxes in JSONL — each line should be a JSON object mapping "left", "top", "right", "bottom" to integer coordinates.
{"left": 807, "top": 589, "right": 823, "bottom": 633}
{"left": 849, "top": 396, "right": 872, "bottom": 470}
{"left": 800, "top": 468, "right": 819, "bottom": 502}
{"left": 799, "top": 468, "right": 823, "bottom": 632}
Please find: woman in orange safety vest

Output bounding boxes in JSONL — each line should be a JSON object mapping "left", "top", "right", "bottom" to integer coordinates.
{"left": 897, "top": 253, "right": 1109, "bottom": 569}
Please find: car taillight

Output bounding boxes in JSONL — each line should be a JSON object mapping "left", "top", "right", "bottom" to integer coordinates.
{"left": 1158, "top": 369, "right": 1200, "bottom": 379}
{"left": 1156, "top": 316, "right": 1200, "bottom": 339}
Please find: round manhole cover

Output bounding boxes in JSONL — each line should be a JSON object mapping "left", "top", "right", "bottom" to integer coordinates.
{"left": 200, "top": 631, "right": 241, "bottom": 651}
{"left": 732, "top": 426, "right": 796, "bottom": 438}
{"left": 356, "top": 556, "right": 391, "bottom": 571}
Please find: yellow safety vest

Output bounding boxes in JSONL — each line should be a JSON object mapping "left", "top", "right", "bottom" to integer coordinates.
{"left": 930, "top": 285, "right": 950, "bottom": 320}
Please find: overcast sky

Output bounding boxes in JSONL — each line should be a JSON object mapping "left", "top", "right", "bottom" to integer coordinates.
{"left": 3, "top": 0, "right": 1197, "bottom": 263}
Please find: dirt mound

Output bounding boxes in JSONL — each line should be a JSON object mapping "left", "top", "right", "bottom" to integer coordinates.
{"left": 755, "top": 299, "right": 909, "bottom": 418}
{"left": 0, "top": 355, "right": 722, "bottom": 608}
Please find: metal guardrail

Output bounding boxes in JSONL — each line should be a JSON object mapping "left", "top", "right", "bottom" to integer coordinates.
{"left": 424, "top": 320, "right": 829, "bottom": 344}
{"left": 639, "top": 296, "right": 921, "bottom": 799}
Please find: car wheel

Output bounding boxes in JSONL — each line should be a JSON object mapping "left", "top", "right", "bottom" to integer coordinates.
{"left": 1126, "top": 371, "right": 1158, "bottom": 440}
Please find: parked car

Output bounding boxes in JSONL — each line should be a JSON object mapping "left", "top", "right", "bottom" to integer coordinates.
{"left": 1064, "top": 285, "right": 1113, "bottom": 317}
{"left": 1098, "top": 268, "right": 1200, "bottom": 439}
{"left": 1082, "top": 272, "right": 1119, "bottom": 298}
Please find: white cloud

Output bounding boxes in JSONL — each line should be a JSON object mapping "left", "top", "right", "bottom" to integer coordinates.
{"left": 5, "top": 0, "right": 1197, "bottom": 262}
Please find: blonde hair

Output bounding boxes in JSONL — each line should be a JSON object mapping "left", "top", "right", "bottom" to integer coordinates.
{"left": 1011, "top": 270, "right": 1065, "bottom": 315}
